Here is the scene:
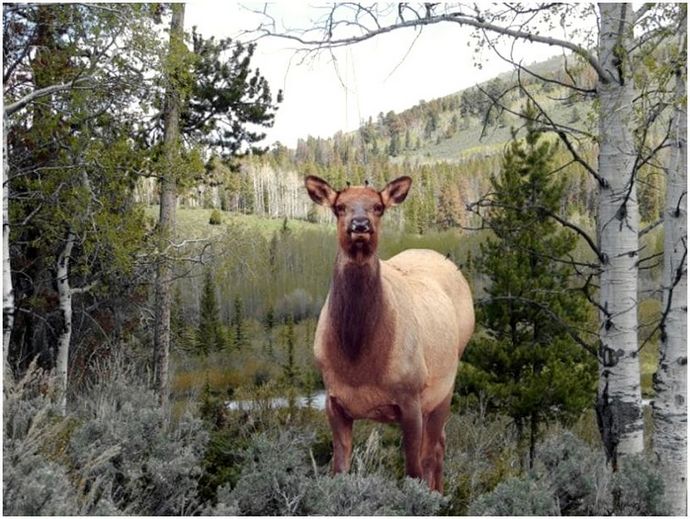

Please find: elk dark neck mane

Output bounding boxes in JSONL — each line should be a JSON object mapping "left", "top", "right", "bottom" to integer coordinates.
{"left": 328, "top": 254, "right": 384, "bottom": 361}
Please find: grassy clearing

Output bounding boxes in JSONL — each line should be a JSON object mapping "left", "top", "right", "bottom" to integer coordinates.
{"left": 145, "top": 205, "right": 328, "bottom": 240}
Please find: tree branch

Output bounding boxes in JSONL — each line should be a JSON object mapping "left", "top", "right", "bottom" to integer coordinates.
{"left": 4, "top": 76, "right": 95, "bottom": 116}
{"left": 256, "top": 7, "right": 608, "bottom": 81}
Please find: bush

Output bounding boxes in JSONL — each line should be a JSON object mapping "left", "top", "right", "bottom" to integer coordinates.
{"left": 3, "top": 363, "right": 82, "bottom": 515}
{"left": 228, "top": 430, "right": 314, "bottom": 515}
{"left": 468, "top": 476, "right": 559, "bottom": 516}
{"left": 442, "top": 411, "right": 519, "bottom": 515}
{"left": 535, "top": 431, "right": 610, "bottom": 515}
{"left": 3, "top": 355, "right": 210, "bottom": 516}
{"left": 304, "top": 474, "right": 444, "bottom": 516}
{"left": 3, "top": 451, "right": 80, "bottom": 516}
{"left": 67, "top": 358, "right": 209, "bottom": 515}
{"left": 275, "top": 288, "right": 319, "bottom": 322}
{"left": 612, "top": 455, "right": 668, "bottom": 515}
{"left": 209, "top": 208, "right": 223, "bottom": 225}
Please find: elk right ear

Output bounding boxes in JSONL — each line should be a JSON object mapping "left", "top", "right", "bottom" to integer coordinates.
{"left": 305, "top": 176, "right": 337, "bottom": 207}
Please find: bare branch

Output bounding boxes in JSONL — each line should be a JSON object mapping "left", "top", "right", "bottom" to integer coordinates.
{"left": 256, "top": 6, "right": 608, "bottom": 81}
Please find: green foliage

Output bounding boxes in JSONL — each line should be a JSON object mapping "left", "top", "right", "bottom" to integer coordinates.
{"left": 231, "top": 296, "right": 249, "bottom": 350}
{"left": 281, "top": 314, "right": 299, "bottom": 386}
{"left": 184, "top": 28, "right": 282, "bottom": 157}
{"left": 198, "top": 269, "right": 225, "bottom": 354}
{"left": 461, "top": 116, "right": 597, "bottom": 466}
{"left": 209, "top": 208, "right": 223, "bottom": 225}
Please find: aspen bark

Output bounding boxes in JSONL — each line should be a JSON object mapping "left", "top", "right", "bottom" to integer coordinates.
{"left": 3, "top": 113, "right": 13, "bottom": 381}
{"left": 652, "top": 25, "right": 687, "bottom": 515}
{"left": 55, "top": 231, "right": 76, "bottom": 415}
{"left": 153, "top": 3, "right": 185, "bottom": 407}
{"left": 594, "top": 3, "right": 644, "bottom": 468}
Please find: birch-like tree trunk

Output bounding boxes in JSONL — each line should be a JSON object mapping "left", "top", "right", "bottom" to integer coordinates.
{"left": 594, "top": 3, "right": 644, "bottom": 468}
{"left": 153, "top": 3, "right": 185, "bottom": 407}
{"left": 2, "top": 112, "right": 13, "bottom": 381}
{"left": 55, "top": 230, "right": 75, "bottom": 415}
{"left": 653, "top": 25, "right": 687, "bottom": 515}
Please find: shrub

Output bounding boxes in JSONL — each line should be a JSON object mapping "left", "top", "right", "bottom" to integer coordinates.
{"left": 3, "top": 363, "right": 81, "bottom": 515}
{"left": 228, "top": 430, "right": 314, "bottom": 515}
{"left": 67, "top": 358, "right": 209, "bottom": 515}
{"left": 468, "top": 476, "right": 559, "bottom": 516}
{"left": 275, "top": 287, "right": 319, "bottom": 322}
{"left": 203, "top": 483, "right": 241, "bottom": 516}
{"left": 303, "top": 474, "right": 444, "bottom": 516}
{"left": 209, "top": 208, "right": 223, "bottom": 225}
{"left": 612, "top": 455, "right": 668, "bottom": 515}
{"left": 442, "top": 411, "right": 519, "bottom": 515}
{"left": 3, "top": 450, "right": 79, "bottom": 516}
{"left": 3, "top": 353, "right": 208, "bottom": 516}
{"left": 534, "top": 431, "right": 610, "bottom": 515}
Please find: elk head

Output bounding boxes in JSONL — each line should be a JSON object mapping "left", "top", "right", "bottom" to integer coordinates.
{"left": 305, "top": 175, "right": 412, "bottom": 262}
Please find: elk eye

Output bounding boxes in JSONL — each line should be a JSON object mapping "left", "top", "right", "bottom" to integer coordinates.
{"left": 374, "top": 203, "right": 384, "bottom": 213}
{"left": 335, "top": 204, "right": 346, "bottom": 214}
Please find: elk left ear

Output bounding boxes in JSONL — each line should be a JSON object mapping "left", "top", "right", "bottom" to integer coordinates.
{"left": 380, "top": 176, "right": 412, "bottom": 207}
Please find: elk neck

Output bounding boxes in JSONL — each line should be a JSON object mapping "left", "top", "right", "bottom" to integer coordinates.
{"left": 328, "top": 250, "right": 386, "bottom": 362}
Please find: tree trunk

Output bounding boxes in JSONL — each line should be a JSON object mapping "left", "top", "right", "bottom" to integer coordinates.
{"left": 652, "top": 24, "right": 687, "bottom": 515}
{"left": 3, "top": 112, "right": 14, "bottom": 382}
{"left": 56, "top": 230, "right": 76, "bottom": 415}
{"left": 153, "top": 3, "right": 185, "bottom": 407}
{"left": 594, "top": 3, "right": 644, "bottom": 469}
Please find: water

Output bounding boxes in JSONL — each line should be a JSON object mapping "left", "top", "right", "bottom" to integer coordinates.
{"left": 226, "top": 390, "right": 327, "bottom": 411}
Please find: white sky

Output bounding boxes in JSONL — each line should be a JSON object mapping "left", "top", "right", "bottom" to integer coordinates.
{"left": 185, "top": 2, "right": 569, "bottom": 148}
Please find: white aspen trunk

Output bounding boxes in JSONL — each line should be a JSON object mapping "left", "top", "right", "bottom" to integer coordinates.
{"left": 652, "top": 28, "right": 687, "bottom": 515}
{"left": 3, "top": 112, "right": 14, "bottom": 381}
{"left": 56, "top": 230, "right": 75, "bottom": 416}
{"left": 594, "top": 3, "right": 644, "bottom": 469}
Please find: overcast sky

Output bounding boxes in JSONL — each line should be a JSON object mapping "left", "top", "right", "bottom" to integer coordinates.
{"left": 185, "top": 2, "right": 567, "bottom": 148}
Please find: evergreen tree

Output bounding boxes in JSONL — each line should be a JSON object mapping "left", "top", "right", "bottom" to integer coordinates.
{"left": 264, "top": 304, "right": 275, "bottom": 355}
{"left": 198, "top": 269, "right": 224, "bottom": 355}
{"left": 231, "top": 295, "right": 249, "bottom": 350}
{"left": 171, "top": 285, "right": 186, "bottom": 350}
{"left": 460, "top": 120, "right": 596, "bottom": 469}
{"left": 436, "top": 179, "right": 463, "bottom": 230}
{"left": 281, "top": 314, "right": 298, "bottom": 387}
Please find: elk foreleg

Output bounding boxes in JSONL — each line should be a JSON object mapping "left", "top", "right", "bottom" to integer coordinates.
{"left": 399, "top": 399, "right": 424, "bottom": 480}
{"left": 421, "top": 392, "right": 452, "bottom": 493}
{"left": 327, "top": 396, "right": 353, "bottom": 474}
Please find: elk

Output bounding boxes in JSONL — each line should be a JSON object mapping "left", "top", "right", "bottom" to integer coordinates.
{"left": 305, "top": 175, "right": 474, "bottom": 493}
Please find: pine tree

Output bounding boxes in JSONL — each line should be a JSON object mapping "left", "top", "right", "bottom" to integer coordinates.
{"left": 264, "top": 304, "right": 275, "bottom": 355}
{"left": 198, "top": 269, "right": 224, "bottom": 355}
{"left": 282, "top": 314, "right": 298, "bottom": 386}
{"left": 231, "top": 295, "right": 249, "bottom": 350}
{"left": 460, "top": 120, "right": 597, "bottom": 469}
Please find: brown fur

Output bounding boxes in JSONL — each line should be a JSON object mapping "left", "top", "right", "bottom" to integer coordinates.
{"left": 328, "top": 256, "right": 385, "bottom": 362}
{"left": 305, "top": 175, "right": 475, "bottom": 493}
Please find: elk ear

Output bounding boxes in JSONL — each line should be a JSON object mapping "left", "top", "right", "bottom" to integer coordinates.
{"left": 380, "top": 176, "right": 412, "bottom": 207}
{"left": 305, "top": 175, "right": 337, "bottom": 207}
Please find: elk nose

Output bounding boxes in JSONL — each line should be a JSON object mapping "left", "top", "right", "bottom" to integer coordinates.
{"left": 350, "top": 217, "right": 371, "bottom": 233}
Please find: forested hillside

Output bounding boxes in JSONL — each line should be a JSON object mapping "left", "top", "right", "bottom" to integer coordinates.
{"left": 3, "top": 3, "right": 685, "bottom": 517}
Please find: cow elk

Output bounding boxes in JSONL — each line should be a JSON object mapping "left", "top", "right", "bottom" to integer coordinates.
{"left": 305, "top": 175, "right": 474, "bottom": 493}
